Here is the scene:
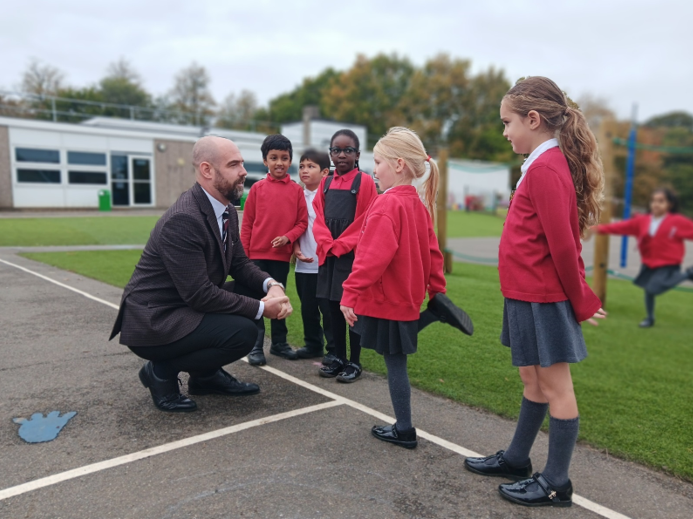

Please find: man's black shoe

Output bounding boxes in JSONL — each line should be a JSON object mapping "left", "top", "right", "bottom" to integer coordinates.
{"left": 188, "top": 368, "right": 260, "bottom": 396}
{"left": 464, "top": 450, "right": 532, "bottom": 480}
{"left": 319, "top": 358, "right": 345, "bottom": 378}
{"left": 322, "top": 352, "right": 338, "bottom": 366}
{"left": 499, "top": 473, "right": 573, "bottom": 507}
{"left": 138, "top": 362, "right": 197, "bottom": 413}
{"left": 371, "top": 424, "right": 417, "bottom": 449}
{"left": 247, "top": 347, "right": 267, "bottom": 366}
{"left": 270, "top": 342, "right": 299, "bottom": 360}
{"left": 296, "top": 346, "right": 324, "bottom": 359}
{"left": 427, "top": 293, "right": 474, "bottom": 335}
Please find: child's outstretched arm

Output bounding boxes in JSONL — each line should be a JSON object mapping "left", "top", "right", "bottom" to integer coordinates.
{"left": 594, "top": 217, "right": 642, "bottom": 237}
{"left": 529, "top": 167, "right": 602, "bottom": 322}
{"left": 674, "top": 215, "right": 693, "bottom": 240}
{"left": 331, "top": 177, "right": 378, "bottom": 257}
{"left": 240, "top": 185, "right": 257, "bottom": 252}
{"left": 341, "top": 212, "right": 398, "bottom": 313}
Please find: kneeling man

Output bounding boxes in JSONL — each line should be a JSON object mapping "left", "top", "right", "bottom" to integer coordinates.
{"left": 110, "top": 136, "right": 291, "bottom": 412}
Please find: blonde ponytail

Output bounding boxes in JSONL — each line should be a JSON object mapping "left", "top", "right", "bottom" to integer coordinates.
{"left": 373, "top": 126, "right": 438, "bottom": 222}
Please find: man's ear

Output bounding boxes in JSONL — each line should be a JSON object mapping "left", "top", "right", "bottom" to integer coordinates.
{"left": 199, "top": 161, "right": 214, "bottom": 180}
{"left": 527, "top": 110, "right": 542, "bottom": 130}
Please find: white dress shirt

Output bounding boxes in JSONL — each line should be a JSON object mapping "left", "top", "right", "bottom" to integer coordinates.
{"left": 649, "top": 214, "right": 666, "bottom": 237}
{"left": 201, "top": 187, "right": 270, "bottom": 319}
{"left": 515, "top": 138, "right": 560, "bottom": 190}
{"left": 296, "top": 187, "right": 320, "bottom": 274}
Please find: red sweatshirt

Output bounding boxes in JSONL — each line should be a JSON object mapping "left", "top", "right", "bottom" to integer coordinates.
{"left": 596, "top": 213, "right": 693, "bottom": 268}
{"left": 341, "top": 185, "right": 446, "bottom": 321}
{"left": 499, "top": 147, "right": 601, "bottom": 323}
{"left": 312, "top": 168, "right": 378, "bottom": 265}
{"left": 241, "top": 174, "right": 308, "bottom": 262}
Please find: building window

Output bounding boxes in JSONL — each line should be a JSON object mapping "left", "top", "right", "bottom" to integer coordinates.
{"left": 68, "top": 171, "right": 108, "bottom": 185}
{"left": 17, "top": 169, "right": 61, "bottom": 183}
{"left": 15, "top": 148, "right": 60, "bottom": 163}
{"left": 68, "top": 151, "right": 107, "bottom": 166}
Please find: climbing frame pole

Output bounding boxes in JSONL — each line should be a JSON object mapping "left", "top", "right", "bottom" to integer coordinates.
{"left": 592, "top": 118, "right": 617, "bottom": 306}
{"left": 436, "top": 147, "right": 453, "bottom": 274}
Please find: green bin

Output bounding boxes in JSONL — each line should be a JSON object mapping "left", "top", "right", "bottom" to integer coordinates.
{"left": 240, "top": 191, "right": 248, "bottom": 210}
{"left": 98, "top": 189, "right": 112, "bottom": 212}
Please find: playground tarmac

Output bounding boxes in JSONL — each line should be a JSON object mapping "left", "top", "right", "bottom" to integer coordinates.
{"left": 1, "top": 252, "right": 693, "bottom": 518}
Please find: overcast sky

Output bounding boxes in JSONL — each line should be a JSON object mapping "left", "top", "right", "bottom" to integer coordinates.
{"left": 2, "top": 0, "right": 691, "bottom": 122}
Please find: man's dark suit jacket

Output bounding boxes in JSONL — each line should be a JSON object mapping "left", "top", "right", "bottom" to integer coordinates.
{"left": 109, "top": 182, "right": 268, "bottom": 347}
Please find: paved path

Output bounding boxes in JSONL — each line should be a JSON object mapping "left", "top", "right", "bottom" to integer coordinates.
{"left": 1, "top": 251, "right": 692, "bottom": 518}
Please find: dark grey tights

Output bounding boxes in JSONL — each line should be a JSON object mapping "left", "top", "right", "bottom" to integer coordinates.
{"left": 645, "top": 292, "right": 655, "bottom": 321}
{"left": 383, "top": 352, "right": 412, "bottom": 431}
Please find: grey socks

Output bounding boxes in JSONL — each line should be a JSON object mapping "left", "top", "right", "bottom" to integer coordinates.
{"left": 542, "top": 416, "right": 580, "bottom": 488}
{"left": 503, "top": 397, "right": 549, "bottom": 467}
{"left": 645, "top": 292, "right": 656, "bottom": 322}
{"left": 383, "top": 352, "right": 413, "bottom": 431}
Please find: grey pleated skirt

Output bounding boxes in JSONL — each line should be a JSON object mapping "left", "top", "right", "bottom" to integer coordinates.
{"left": 633, "top": 265, "right": 686, "bottom": 295}
{"left": 353, "top": 315, "right": 418, "bottom": 355}
{"left": 501, "top": 298, "right": 587, "bottom": 367}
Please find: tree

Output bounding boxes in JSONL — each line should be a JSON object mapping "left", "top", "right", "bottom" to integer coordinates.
{"left": 576, "top": 94, "right": 615, "bottom": 132}
{"left": 268, "top": 68, "right": 340, "bottom": 124}
{"left": 168, "top": 62, "right": 216, "bottom": 125}
{"left": 99, "top": 58, "right": 151, "bottom": 113}
{"left": 217, "top": 90, "right": 259, "bottom": 131}
{"left": 21, "top": 59, "right": 64, "bottom": 98}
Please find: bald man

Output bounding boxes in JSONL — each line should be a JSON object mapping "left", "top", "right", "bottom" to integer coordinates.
{"left": 110, "top": 136, "right": 292, "bottom": 413}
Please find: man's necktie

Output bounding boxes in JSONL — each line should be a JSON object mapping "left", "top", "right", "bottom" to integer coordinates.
{"left": 222, "top": 210, "right": 230, "bottom": 251}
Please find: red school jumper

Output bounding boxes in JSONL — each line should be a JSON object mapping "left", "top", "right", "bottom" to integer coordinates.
{"left": 596, "top": 213, "right": 693, "bottom": 268}
{"left": 312, "top": 168, "right": 378, "bottom": 263}
{"left": 240, "top": 174, "right": 308, "bottom": 262}
{"left": 498, "top": 147, "right": 601, "bottom": 323}
{"left": 341, "top": 185, "right": 446, "bottom": 321}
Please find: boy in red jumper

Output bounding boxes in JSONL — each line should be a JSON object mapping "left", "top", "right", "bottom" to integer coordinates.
{"left": 464, "top": 77, "right": 606, "bottom": 508}
{"left": 595, "top": 188, "right": 693, "bottom": 327}
{"left": 240, "top": 134, "right": 308, "bottom": 366}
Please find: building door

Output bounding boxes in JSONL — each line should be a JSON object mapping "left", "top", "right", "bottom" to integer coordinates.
{"left": 111, "top": 155, "right": 129, "bottom": 206}
{"left": 130, "top": 156, "right": 153, "bottom": 206}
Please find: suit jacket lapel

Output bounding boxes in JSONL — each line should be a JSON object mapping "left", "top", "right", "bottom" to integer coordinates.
{"left": 192, "top": 183, "right": 229, "bottom": 273}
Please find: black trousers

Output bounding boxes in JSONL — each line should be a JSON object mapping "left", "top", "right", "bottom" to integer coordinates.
{"left": 328, "top": 299, "right": 361, "bottom": 364}
{"left": 295, "top": 272, "right": 334, "bottom": 354}
{"left": 235, "top": 259, "right": 290, "bottom": 347}
{"left": 128, "top": 313, "right": 257, "bottom": 379}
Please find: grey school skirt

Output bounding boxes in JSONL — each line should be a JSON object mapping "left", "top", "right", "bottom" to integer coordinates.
{"left": 501, "top": 298, "right": 587, "bottom": 368}
{"left": 353, "top": 315, "right": 419, "bottom": 355}
{"left": 633, "top": 264, "right": 685, "bottom": 295}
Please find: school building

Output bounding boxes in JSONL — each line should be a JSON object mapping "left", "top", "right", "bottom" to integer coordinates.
{"left": 0, "top": 115, "right": 508, "bottom": 210}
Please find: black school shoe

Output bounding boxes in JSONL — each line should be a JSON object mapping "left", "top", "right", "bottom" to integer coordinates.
{"left": 499, "top": 473, "right": 573, "bottom": 508}
{"left": 371, "top": 424, "right": 418, "bottom": 449}
{"left": 138, "top": 362, "right": 197, "bottom": 413}
{"left": 270, "top": 342, "right": 299, "bottom": 360}
{"left": 427, "top": 293, "right": 474, "bottom": 335}
{"left": 319, "top": 358, "right": 345, "bottom": 378}
{"left": 188, "top": 368, "right": 260, "bottom": 396}
{"left": 464, "top": 450, "right": 532, "bottom": 480}
{"left": 322, "top": 352, "right": 338, "bottom": 366}
{"left": 247, "top": 347, "right": 267, "bottom": 366}
{"left": 336, "top": 361, "right": 362, "bottom": 383}
{"left": 639, "top": 318, "right": 655, "bottom": 328}
{"left": 296, "top": 346, "right": 324, "bottom": 359}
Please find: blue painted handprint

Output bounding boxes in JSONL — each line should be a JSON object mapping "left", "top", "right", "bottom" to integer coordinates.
{"left": 13, "top": 411, "right": 77, "bottom": 443}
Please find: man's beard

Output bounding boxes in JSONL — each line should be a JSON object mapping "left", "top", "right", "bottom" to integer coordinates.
{"left": 213, "top": 171, "right": 245, "bottom": 203}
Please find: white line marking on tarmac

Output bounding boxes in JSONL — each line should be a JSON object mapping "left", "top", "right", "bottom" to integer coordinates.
{"left": 0, "top": 259, "right": 119, "bottom": 310}
{"left": 2, "top": 259, "right": 633, "bottom": 519}
{"left": 0, "top": 400, "right": 342, "bottom": 502}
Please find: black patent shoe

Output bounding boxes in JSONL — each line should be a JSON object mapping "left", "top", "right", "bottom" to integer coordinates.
{"left": 639, "top": 318, "right": 655, "bottom": 328}
{"left": 138, "top": 362, "right": 197, "bottom": 413}
{"left": 336, "top": 361, "right": 362, "bottom": 383}
{"left": 464, "top": 450, "right": 532, "bottom": 480}
{"left": 427, "top": 293, "right": 474, "bottom": 335}
{"left": 270, "top": 342, "right": 299, "bottom": 360}
{"left": 322, "top": 352, "right": 338, "bottom": 366}
{"left": 247, "top": 347, "right": 267, "bottom": 366}
{"left": 296, "top": 346, "right": 324, "bottom": 359}
{"left": 499, "top": 473, "right": 573, "bottom": 507}
{"left": 319, "top": 358, "right": 345, "bottom": 378}
{"left": 188, "top": 368, "right": 260, "bottom": 396}
{"left": 371, "top": 424, "right": 417, "bottom": 449}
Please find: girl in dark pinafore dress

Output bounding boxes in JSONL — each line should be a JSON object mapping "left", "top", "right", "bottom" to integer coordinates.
{"left": 313, "top": 130, "right": 378, "bottom": 382}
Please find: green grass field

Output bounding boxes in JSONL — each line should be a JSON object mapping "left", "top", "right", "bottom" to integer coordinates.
{"left": 0, "top": 211, "right": 501, "bottom": 248}
{"left": 20, "top": 250, "right": 693, "bottom": 481}
{"left": 0, "top": 216, "right": 160, "bottom": 246}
